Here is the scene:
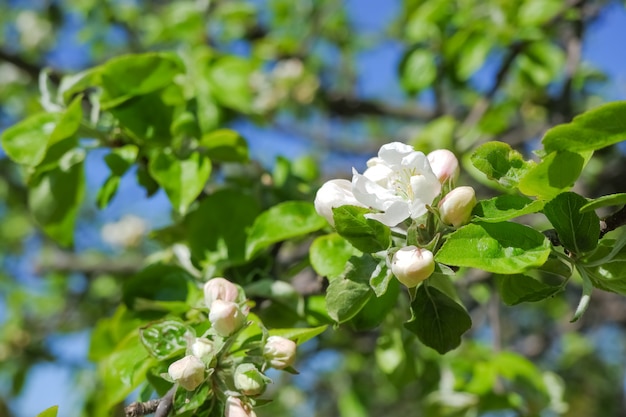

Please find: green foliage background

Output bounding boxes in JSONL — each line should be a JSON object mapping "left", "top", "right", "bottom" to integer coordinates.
{"left": 2, "top": 1, "right": 626, "bottom": 416}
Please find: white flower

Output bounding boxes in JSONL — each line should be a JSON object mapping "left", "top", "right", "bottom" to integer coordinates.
{"left": 263, "top": 336, "right": 297, "bottom": 369}
{"left": 391, "top": 246, "right": 435, "bottom": 288}
{"left": 204, "top": 278, "right": 239, "bottom": 309}
{"left": 209, "top": 300, "right": 246, "bottom": 337}
{"left": 352, "top": 142, "right": 441, "bottom": 227}
{"left": 234, "top": 363, "right": 270, "bottom": 396}
{"left": 190, "top": 338, "right": 214, "bottom": 361}
{"left": 314, "top": 179, "right": 366, "bottom": 226}
{"left": 168, "top": 355, "right": 205, "bottom": 391}
{"left": 439, "top": 186, "right": 476, "bottom": 228}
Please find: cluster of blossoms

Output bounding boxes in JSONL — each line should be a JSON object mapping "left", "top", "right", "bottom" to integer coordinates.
{"left": 315, "top": 142, "right": 476, "bottom": 288}
{"left": 166, "top": 278, "right": 297, "bottom": 417}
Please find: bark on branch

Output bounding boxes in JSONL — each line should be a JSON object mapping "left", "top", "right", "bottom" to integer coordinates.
{"left": 125, "top": 386, "right": 176, "bottom": 417}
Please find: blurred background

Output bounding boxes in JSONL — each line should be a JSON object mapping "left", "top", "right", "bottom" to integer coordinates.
{"left": 1, "top": 0, "right": 626, "bottom": 416}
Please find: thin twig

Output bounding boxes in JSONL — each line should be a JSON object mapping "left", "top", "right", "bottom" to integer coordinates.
{"left": 125, "top": 386, "right": 176, "bottom": 417}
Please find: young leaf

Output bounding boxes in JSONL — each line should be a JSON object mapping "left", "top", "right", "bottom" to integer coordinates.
{"left": 96, "top": 175, "right": 122, "bottom": 209}
{"left": 580, "top": 193, "right": 626, "bottom": 213}
{"left": 333, "top": 205, "right": 391, "bottom": 253}
{"left": 36, "top": 406, "right": 59, "bottom": 417}
{"left": 309, "top": 233, "right": 361, "bottom": 281}
{"left": 518, "top": 151, "right": 591, "bottom": 200}
{"left": 435, "top": 222, "right": 551, "bottom": 274}
{"left": 325, "top": 255, "right": 378, "bottom": 323}
{"left": 1, "top": 113, "right": 59, "bottom": 166}
{"left": 495, "top": 274, "right": 561, "bottom": 305}
{"left": 122, "top": 264, "right": 194, "bottom": 312}
{"left": 140, "top": 320, "right": 193, "bottom": 360}
{"left": 542, "top": 101, "right": 626, "bottom": 153}
{"left": 350, "top": 278, "right": 400, "bottom": 331}
{"left": 369, "top": 260, "right": 394, "bottom": 297}
{"left": 543, "top": 192, "right": 600, "bottom": 254}
{"left": 209, "top": 56, "right": 255, "bottom": 113}
{"left": 199, "top": 129, "right": 249, "bottom": 163}
{"left": 404, "top": 285, "right": 472, "bottom": 354}
{"left": 269, "top": 325, "right": 328, "bottom": 345}
{"left": 246, "top": 201, "right": 326, "bottom": 259}
{"left": 400, "top": 48, "right": 437, "bottom": 93}
{"left": 149, "top": 150, "right": 211, "bottom": 214}
{"left": 470, "top": 142, "right": 534, "bottom": 189}
{"left": 472, "top": 194, "right": 544, "bottom": 223}
{"left": 28, "top": 159, "right": 85, "bottom": 247}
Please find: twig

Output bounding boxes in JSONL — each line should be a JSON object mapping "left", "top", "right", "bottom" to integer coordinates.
{"left": 125, "top": 386, "right": 176, "bottom": 417}
{"left": 600, "top": 206, "right": 626, "bottom": 238}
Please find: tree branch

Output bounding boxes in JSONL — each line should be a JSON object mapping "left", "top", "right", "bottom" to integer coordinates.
{"left": 125, "top": 386, "right": 176, "bottom": 417}
{"left": 320, "top": 90, "right": 435, "bottom": 120}
{"left": 600, "top": 206, "right": 626, "bottom": 238}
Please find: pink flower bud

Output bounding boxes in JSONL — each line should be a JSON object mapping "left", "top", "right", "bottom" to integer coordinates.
{"left": 314, "top": 179, "right": 365, "bottom": 226}
{"left": 427, "top": 149, "right": 460, "bottom": 184}
{"left": 204, "top": 277, "right": 239, "bottom": 309}
{"left": 225, "top": 396, "right": 257, "bottom": 417}
{"left": 263, "top": 336, "right": 297, "bottom": 369}
{"left": 209, "top": 300, "right": 246, "bottom": 337}
{"left": 168, "top": 355, "right": 205, "bottom": 391}
{"left": 234, "top": 363, "right": 270, "bottom": 396}
{"left": 391, "top": 246, "right": 435, "bottom": 288}
{"left": 438, "top": 186, "right": 476, "bottom": 228}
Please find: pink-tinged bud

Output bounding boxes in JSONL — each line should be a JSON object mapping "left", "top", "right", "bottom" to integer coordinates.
{"left": 225, "top": 396, "right": 257, "bottom": 417}
{"left": 439, "top": 186, "right": 476, "bottom": 228}
{"left": 204, "top": 278, "right": 239, "bottom": 309}
{"left": 234, "top": 363, "right": 270, "bottom": 396}
{"left": 168, "top": 355, "right": 205, "bottom": 391}
{"left": 209, "top": 300, "right": 246, "bottom": 337}
{"left": 427, "top": 149, "right": 460, "bottom": 184}
{"left": 263, "top": 336, "right": 297, "bottom": 369}
{"left": 391, "top": 246, "right": 435, "bottom": 288}
{"left": 190, "top": 337, "right": 214, "bottom": 361}
{"left": 314, "top": 179, "right": 365, "bottom": 226}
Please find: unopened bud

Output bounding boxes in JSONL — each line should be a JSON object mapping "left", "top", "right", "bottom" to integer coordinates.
{"left": 427, "top": 149, "right": 460, "bottom": 184}
{"left": 225, "top": 396, "right": 257, "bottom": 417}
{"left": 204, "top": 278, "right": 239, "bottom": 309}
{"left": 209, "top": 300, "right": 246, "bottom": 337}
{"left": 263, "top": 336, "right": 297, "bottom": 369}
{"left": 314, "top": 179, "right": 365, "bottom": 226}
{"left": 168, "top": 355, "right": 205, "bottom": 391}
{"left": 391, "top": 246, "right": 435, "bottom": 288}
{"left": 190, "top": 337, "right": 214, "bottom": 361}
{"left": 234, "top": 363, "right": 270, "bottom": 396}
{"left": 439, "top": 186, "right": 476, "bottom": 228}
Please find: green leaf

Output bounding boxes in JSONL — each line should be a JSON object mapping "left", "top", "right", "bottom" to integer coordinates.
{"left": 199, "top": 129, "right": 249, "bottom": 163}
{"left": 369, "top": 260, "right": 394, "bottom": 297}
{"left": 96, "top": 175, "right": 121, "bottom": 209}
{"left": 518, "top": 0, "right": 563, "bottom": 26}
{"left": 543, "top": 101, "right": 626, "bottom": 153}
{"left": 350, "top": 278, "right": 399, "bottom": 330}
{"left": 400, "top": 48, "right": 437, "bottom": 93}
{"left": 100, "top": 52, "right": 184, "bottom": 107}
{"left": 110, "top": 91, "right": 176, "bottom": 142}
{"left": 404, "top": 285, "right": 472, "bottom": 354}
{"left": 325, "top": 255, "right": 378, "bottom": 323}
{"left": 472, "top": 194, "right": 544, "bottom": 223}
{"left": 28, "top": 158, "right": 85, "bottom": 246}
{"left": 149, "top": 150, "right": 211, "bottom": 213}
{"left": 269, "top": 325, "right": 328, "bottom": 345}
{"left": 123, "top": 264, "right": 194, "bottom": 313}
{"left": 435, "top": 222, "right": 551, "bottom": 274}
{"left": 518, "top": 151, "right": 591, "bottom": 200}
{"left": 456, "top": 34, "right": 492, "bottom": 81}
{"left": 333, "top": 205, "right": 391, "bottom": 253}
{"left": 105, "top": 145, "right": 138, "bottom": 176}
{"left": 50, "top": 95, "right": 83, "bottom": 144}
{"left": 470, "top": 142, "right": 534, "bottom": 189}
{"left": 495, "top": 274, "right": 562, "bottom": 305}
{"left": 140, "top": 320, "right": 193, "bottom": 360}
{"left": 581, "top": 239, "right": 626, "bottom": 294}
{"left": 209, "top": 56, "right": 255, "bottom": 113}
{"left": 36, "top": 406, "right": 59, "bottom": 417}
{"left": 580, "top": 193, "right": 626, "bottom": 213}
{"left": 543, "top": 192, "right": 600, "bottom": 254}
{"left": 246, "top": 201, "right": 326, "bottom": 259}
{"left": 518, "top": 41, "right": 564, "bottom": 86}
{"left": 1, "top": 113, "right": 58, "bottom": 166}
{"left": 309, "top": 233, "right": 361, "bottom": 281}
{"left": 186, "top": 189, "right": 260, "bottom": 267}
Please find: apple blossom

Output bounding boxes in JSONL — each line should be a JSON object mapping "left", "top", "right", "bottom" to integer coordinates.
{"left": 391, "top": 246, "right": 435, "bottom": 287}
{"left": 439, "top": 186, "right": 476, "bottom": 228}
{"left": 352, "top": 142, "right": 441, "bottom": 227}
{"left": 204, "top": 277, "right": 239, "bottom": 309}
{"left": 225, "top": 396, "right": 257, "bottom": 417}
{"left": 427, "top": 149, "right": 460, "bottom": 184}
{"left": 168, "top": 355, "right": 205, "bottom": 391}
{"left": 314, "top": 179, "right": 365, "bottom": 226}
{"left": 263, "top": 335, "right": 297, "bottom": 369}
{"left": 190, "top": 337, "right": 214, "bottom": 361}
{"left": 234, "top": 363, "right": 270, "bottom": 396}
{"left": 209, "top": 300, "right": 246, "bottom": 337}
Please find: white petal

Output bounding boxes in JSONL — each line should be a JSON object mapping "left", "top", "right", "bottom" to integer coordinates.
{"left": 363, "top": 164, "right": 393, "bottom": 187}
{"left": 378, "top": 142, "right": 415, "bottom": 166}
{"left": 352, "top": 169, "right": 400, "bottom": 211}
{"left": 365, "top": 200, "right": 410, "bottom": 227}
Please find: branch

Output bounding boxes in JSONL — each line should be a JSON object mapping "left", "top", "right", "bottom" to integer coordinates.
{"left": 320, "top": 90, "right": 435, "bottom": 120}
{"left": 0, "top": 47, "right": 61, "bottom": 83}
{"left": 600, "top": 206, "right": 626, "bottom": 238}
{"left": 37, "top": 251, "right": 143, "bottom": 276}
{"left": 125, "top": 386, "right": 176, "bottom": 417}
